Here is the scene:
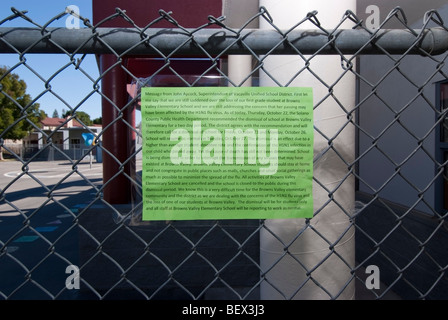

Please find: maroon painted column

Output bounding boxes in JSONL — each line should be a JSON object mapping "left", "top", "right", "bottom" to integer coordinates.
{"left": 100, "top": 54, "right": 135, "bottom": 204}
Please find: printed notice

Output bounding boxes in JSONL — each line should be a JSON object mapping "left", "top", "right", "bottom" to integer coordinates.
{"left": 141, "top": 87, "right": 313, "bottom": 220}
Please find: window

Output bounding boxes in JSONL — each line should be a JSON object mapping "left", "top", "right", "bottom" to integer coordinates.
{"left": 71, "top": 138, "right": 81, "bottom": 146}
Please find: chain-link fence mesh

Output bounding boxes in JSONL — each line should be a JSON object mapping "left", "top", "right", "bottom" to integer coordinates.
{"left": 1, "top": 6, "right": 448, "bottom": 300}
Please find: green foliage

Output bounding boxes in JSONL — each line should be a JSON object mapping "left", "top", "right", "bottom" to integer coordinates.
{"left": 92, "top": 117, "right": 102, "bottom": 125}
{"left": 61, "top": 109, "right": 70, "bottom": 118}
{"left": 62, "top": 109, "right": 92, "bottom": 126}
{"left": 0, "top": 66, "right": 46, "bottom": 141}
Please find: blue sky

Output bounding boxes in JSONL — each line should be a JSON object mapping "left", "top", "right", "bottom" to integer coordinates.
{"left": 0, "top": 1, "right": 103, "bottom": 120}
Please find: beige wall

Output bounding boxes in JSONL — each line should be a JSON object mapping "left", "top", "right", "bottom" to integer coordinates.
{"left": 223, "top": 1, "right": 448, "bottom": 29}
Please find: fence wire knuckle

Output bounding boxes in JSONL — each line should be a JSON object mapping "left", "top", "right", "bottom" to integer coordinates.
{"left": 0, "top": 6, "right": 448, "bottom": 301}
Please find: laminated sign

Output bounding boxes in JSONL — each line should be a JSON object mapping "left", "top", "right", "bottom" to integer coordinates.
{"left": 141, "top": 87, "right": 313, "bottom": 220}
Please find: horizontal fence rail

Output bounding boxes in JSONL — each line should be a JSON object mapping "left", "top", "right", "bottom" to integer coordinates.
{"left": 1, "top": 27, "right": 448, "bottom": 55}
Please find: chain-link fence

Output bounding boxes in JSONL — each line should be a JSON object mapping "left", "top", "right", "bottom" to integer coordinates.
{"left": 1, "top": 5, "right": 448, "bottom": 300}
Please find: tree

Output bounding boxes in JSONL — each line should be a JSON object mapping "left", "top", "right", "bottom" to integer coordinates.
{"left": 61, "top": 109, "right": 70, "bottom": 118}
{"left": 52, "top": 108, "right": 59, "bottom": 118}
{"left": 0, "top": 66, "right": 46, "bottom": 160}
{"left": 62, "top": 109, "right": 92, "bottom": 126}
{"left": 75, "top": 111, "right": 92, "bottom": 126}
{"left": 92, "top": 117, "right": 102, "bottom": 125}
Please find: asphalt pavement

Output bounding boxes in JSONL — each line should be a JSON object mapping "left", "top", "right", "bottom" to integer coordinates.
{"left": 0, "top": 159, "right": 104, "bottom": 299}
{"left": 0, "top": 159, "right": 401, "bottom": 300}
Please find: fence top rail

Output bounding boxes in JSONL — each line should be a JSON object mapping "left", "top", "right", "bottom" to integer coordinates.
{"left": 0, "top": 26, "right": 448, "bottom": 56}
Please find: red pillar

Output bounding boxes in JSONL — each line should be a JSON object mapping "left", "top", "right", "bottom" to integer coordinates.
{"left": 100, "top": 54, "right": 136, "bottom": 204}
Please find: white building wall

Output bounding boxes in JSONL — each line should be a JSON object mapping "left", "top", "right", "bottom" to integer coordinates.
{"left": 357, "top": 2, "right": 448, "bottom": 214}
